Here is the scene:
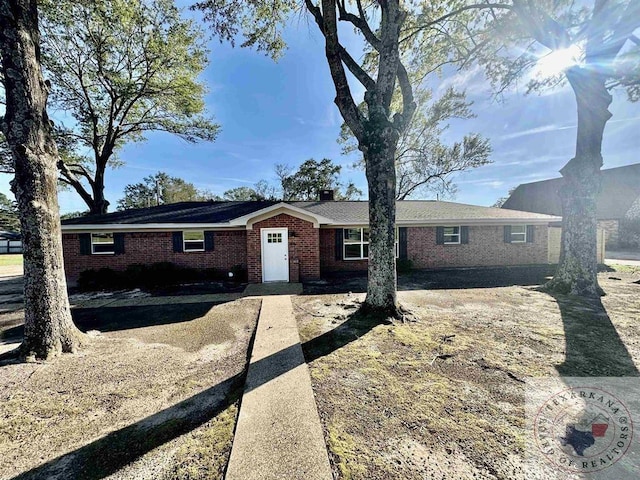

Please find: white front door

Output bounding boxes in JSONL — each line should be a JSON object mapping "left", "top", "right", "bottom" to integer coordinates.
{"left": 261, "top": 228, "right": 289, "bottom": 282}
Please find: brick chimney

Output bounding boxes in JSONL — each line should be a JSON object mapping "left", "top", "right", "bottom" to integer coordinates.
{"left": 319, "top": 189, "right": 334, "bottom": 201}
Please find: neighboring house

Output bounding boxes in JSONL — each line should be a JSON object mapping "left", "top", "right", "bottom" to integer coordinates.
{"left": 0, "top": 231, "right": 22, "bottom": 254}
{"left": 502, "top": 163, "right": 640, "bottom": 248}
{"left": 60, "top": 198, "right": 561, "bottom": 284}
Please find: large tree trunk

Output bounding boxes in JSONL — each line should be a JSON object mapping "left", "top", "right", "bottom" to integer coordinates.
{"left": 362, "top": 115, "right": 400, "bottom": 317}
{"left": 545, "top": 66, "right": 611, "bottom": 297}
{"left": 0, "top": 0, "right": 83, "bottom": 360}
{"left": 91, "top": 181, "right": 109, "bottom": 215}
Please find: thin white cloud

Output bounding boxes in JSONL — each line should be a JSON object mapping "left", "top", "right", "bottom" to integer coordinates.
{"left": 124, "top": 165, "right": 161, "bottom": 172}
{"left": 500, "top": 114, "right": 640, "bottom": 142}
{"left": 290, "top": 106, "right": 341, "bottom": 129}
{"left": 457, "top": 178, "right": 504, "bottom": 187}
{"left": 608, "top": 115, "right": 640, "bottom": 125}
{"left": 486, "top": 154, "right": 566, "bottom": 168}
{"left": 500, "top": 123, "right": 575, "bottom": 141}
{"left": 215, "top": 177, "right": 256, "bottom": 184}
{"left": 436, "top": 64, "right": 488, "bottom": 96}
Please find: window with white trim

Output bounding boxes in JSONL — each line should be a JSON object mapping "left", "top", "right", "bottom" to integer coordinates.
{"left": 183, "top": 231, "right": 205, "bottom": 252}
{"left": 510, "top": 225, "right": 527, "bottom": 243}
{"left": 443, "top": 226, "right": 461, "bottom": 244}
{"left": 343, "top": 227, "right": 398, "bottom": 260}
{"left": 91, "top": 232, "right": 115, "bottom": 254}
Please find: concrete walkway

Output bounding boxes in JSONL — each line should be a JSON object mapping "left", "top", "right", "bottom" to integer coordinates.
{"left": 243, "top": 282, "right": 303, "bottom": 297}
{"left": 225, "top": 295, "right": 332, "bottom": 480}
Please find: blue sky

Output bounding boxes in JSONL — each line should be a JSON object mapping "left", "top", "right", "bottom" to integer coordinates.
{"left": 1, "top": 6, "right": 639, "bottom": 213}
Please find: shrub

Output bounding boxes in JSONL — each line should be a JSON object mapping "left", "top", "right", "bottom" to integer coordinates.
{"left": 396, "top": 258, "right": 413, "bottom": 274}
{"left": 77, "top": 262, "right": 247, "bottom": 291}
{"left": 230, "top": 264, "right": 248, "bottom": 282}
{"left": 78, "top": 267, "right": 122, "bottom": 291}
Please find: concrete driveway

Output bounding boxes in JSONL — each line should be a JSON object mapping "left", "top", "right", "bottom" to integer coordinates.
{"left": 605, "top": 250, "right": 640, "bottom": 266}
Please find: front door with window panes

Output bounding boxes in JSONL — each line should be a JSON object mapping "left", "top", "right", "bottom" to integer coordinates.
{"left": 261, "top": 228, "right": 289, "bottom": 282}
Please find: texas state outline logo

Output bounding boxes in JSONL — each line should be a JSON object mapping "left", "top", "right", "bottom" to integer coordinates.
{"left": 532, "top": 385, "right": 634, "bottom": 475}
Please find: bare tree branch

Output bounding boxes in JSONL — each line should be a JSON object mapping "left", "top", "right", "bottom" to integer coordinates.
{"left": 305, "top": 0, "right": 365, "bottom": 141}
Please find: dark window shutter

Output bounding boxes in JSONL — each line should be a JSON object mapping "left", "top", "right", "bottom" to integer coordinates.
{"left": 335, "top": 229, "right": 343, "bottom": 261}
{"left": 526, "top": 225, "right": 535, "bottom": 243}
{"left": 79, "top": 233, "right": 91, "bottom": 255}
{"left": 461, "top": 226, "right": 469, "bottom": 244}
{"left": 504, "top": 225, "right": 512, "bottom": 243}
{"left": 172, "top": 231, "right": 184, "bottom": 252}
{"left": 436, "top": 227, "right": 444, "bottom": 245}
{"left": 399, "top": 227, "right": 408, "bottom": 259}
{"left": 114, "top": 233, "right": 125, "bottom": 254}
{"left": 204, "top": 231, "right": 215, "bottom": 251}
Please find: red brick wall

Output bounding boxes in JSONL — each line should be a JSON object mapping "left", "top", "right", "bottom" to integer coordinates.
{"left": 320, "top": 225, "right": 548, "bottom": 272}
{"left": 62, "top": 223, "right": 548, "bottom": 283}
{"left": 62, "top": 230, "right": 247, "bottom": 281}
{"left": 407, "top": 225, "right": 547, "bottom": 268}
{"left": 320, "top": 229, "right": 368, "bottom": 273}
{"left": 246, "top": 214, "right": 320, "bottom": 283}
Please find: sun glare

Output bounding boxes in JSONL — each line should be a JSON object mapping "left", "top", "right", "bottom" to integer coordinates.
{"left": 535, "top": 45, "right": 582, "bottom": 77}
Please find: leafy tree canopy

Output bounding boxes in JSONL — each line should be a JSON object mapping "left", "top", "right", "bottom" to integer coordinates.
{"left": 223, "top": 186, "right": 268, "bottom": 201}
{"left": 0, "top": 192, "right": 19, "bottom": 231}
{"left": 37, "top": 0, "right": 219, "bottom": 214}
{"left": 59, "top": 211, "right": 89, "bottom": 220}
{"left": 280, "top": 158, "right": 362, "bottom": 201}
{"left": 117, "top": 172, "right": 212, "bottom": 210}
{"left": 340, "top": 87, "right": 492, "bottom": 200}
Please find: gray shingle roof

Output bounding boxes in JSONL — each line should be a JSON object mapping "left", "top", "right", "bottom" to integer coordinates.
{"left": 62, "top": 199, "right": 558, "bottom": 228}
{"left": 293, "top": 200, "right": 557, "bottom": 223}
{"left": 502, "top": 163, "right": 640, "bottom": 219}
{"left": 61, "top": 201, "right": 279, "bottom": 225}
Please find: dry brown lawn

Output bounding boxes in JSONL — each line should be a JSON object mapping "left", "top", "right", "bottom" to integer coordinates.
{"left": 0, "top": 298, "right": 260, "bottom": 480}
{"left": 295, "top": 267, "right": 640, "bottom": 480}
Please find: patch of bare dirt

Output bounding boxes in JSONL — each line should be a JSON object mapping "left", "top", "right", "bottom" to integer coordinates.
{"left": 294, "top": 270, "right": 639, "bottom": 480}
{"left": 0, "top": 298, "right": 261, "bottom": 480}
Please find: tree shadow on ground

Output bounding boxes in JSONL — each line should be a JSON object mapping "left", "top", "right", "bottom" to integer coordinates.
{"left": 8, "top": 308, "right": 384, "bottom": 480}
{"left": 547, "top": 292, "right": 639, "bottom": 377}
{"left": 0, "top": 302, "right": 223, "bottom": 356}
{"left": 11, "top": 375, "right": 246, "bottom": 480}
{"left": 301, "top": 308, "right": 389, "bottom": 363}
{"left": 71, "top": 302, "right": 222, "bottom": 333}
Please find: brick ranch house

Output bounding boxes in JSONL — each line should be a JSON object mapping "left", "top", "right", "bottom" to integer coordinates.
{"left": 61, "top": 200, "right": 561, "bottom": 285}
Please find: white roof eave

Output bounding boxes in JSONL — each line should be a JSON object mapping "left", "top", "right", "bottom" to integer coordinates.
{"left": 61, "top": 223, "right": 237, "bottom": 232}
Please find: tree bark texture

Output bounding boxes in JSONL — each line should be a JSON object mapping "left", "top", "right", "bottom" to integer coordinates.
{"left": 362, "top": 108, "right": 400, "bottom": 316}
{"left": 545, "top": 66, "right": 611, "bottom": 297}
{"left": 0, "top": 0, "right": 83, "bottom": 359}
